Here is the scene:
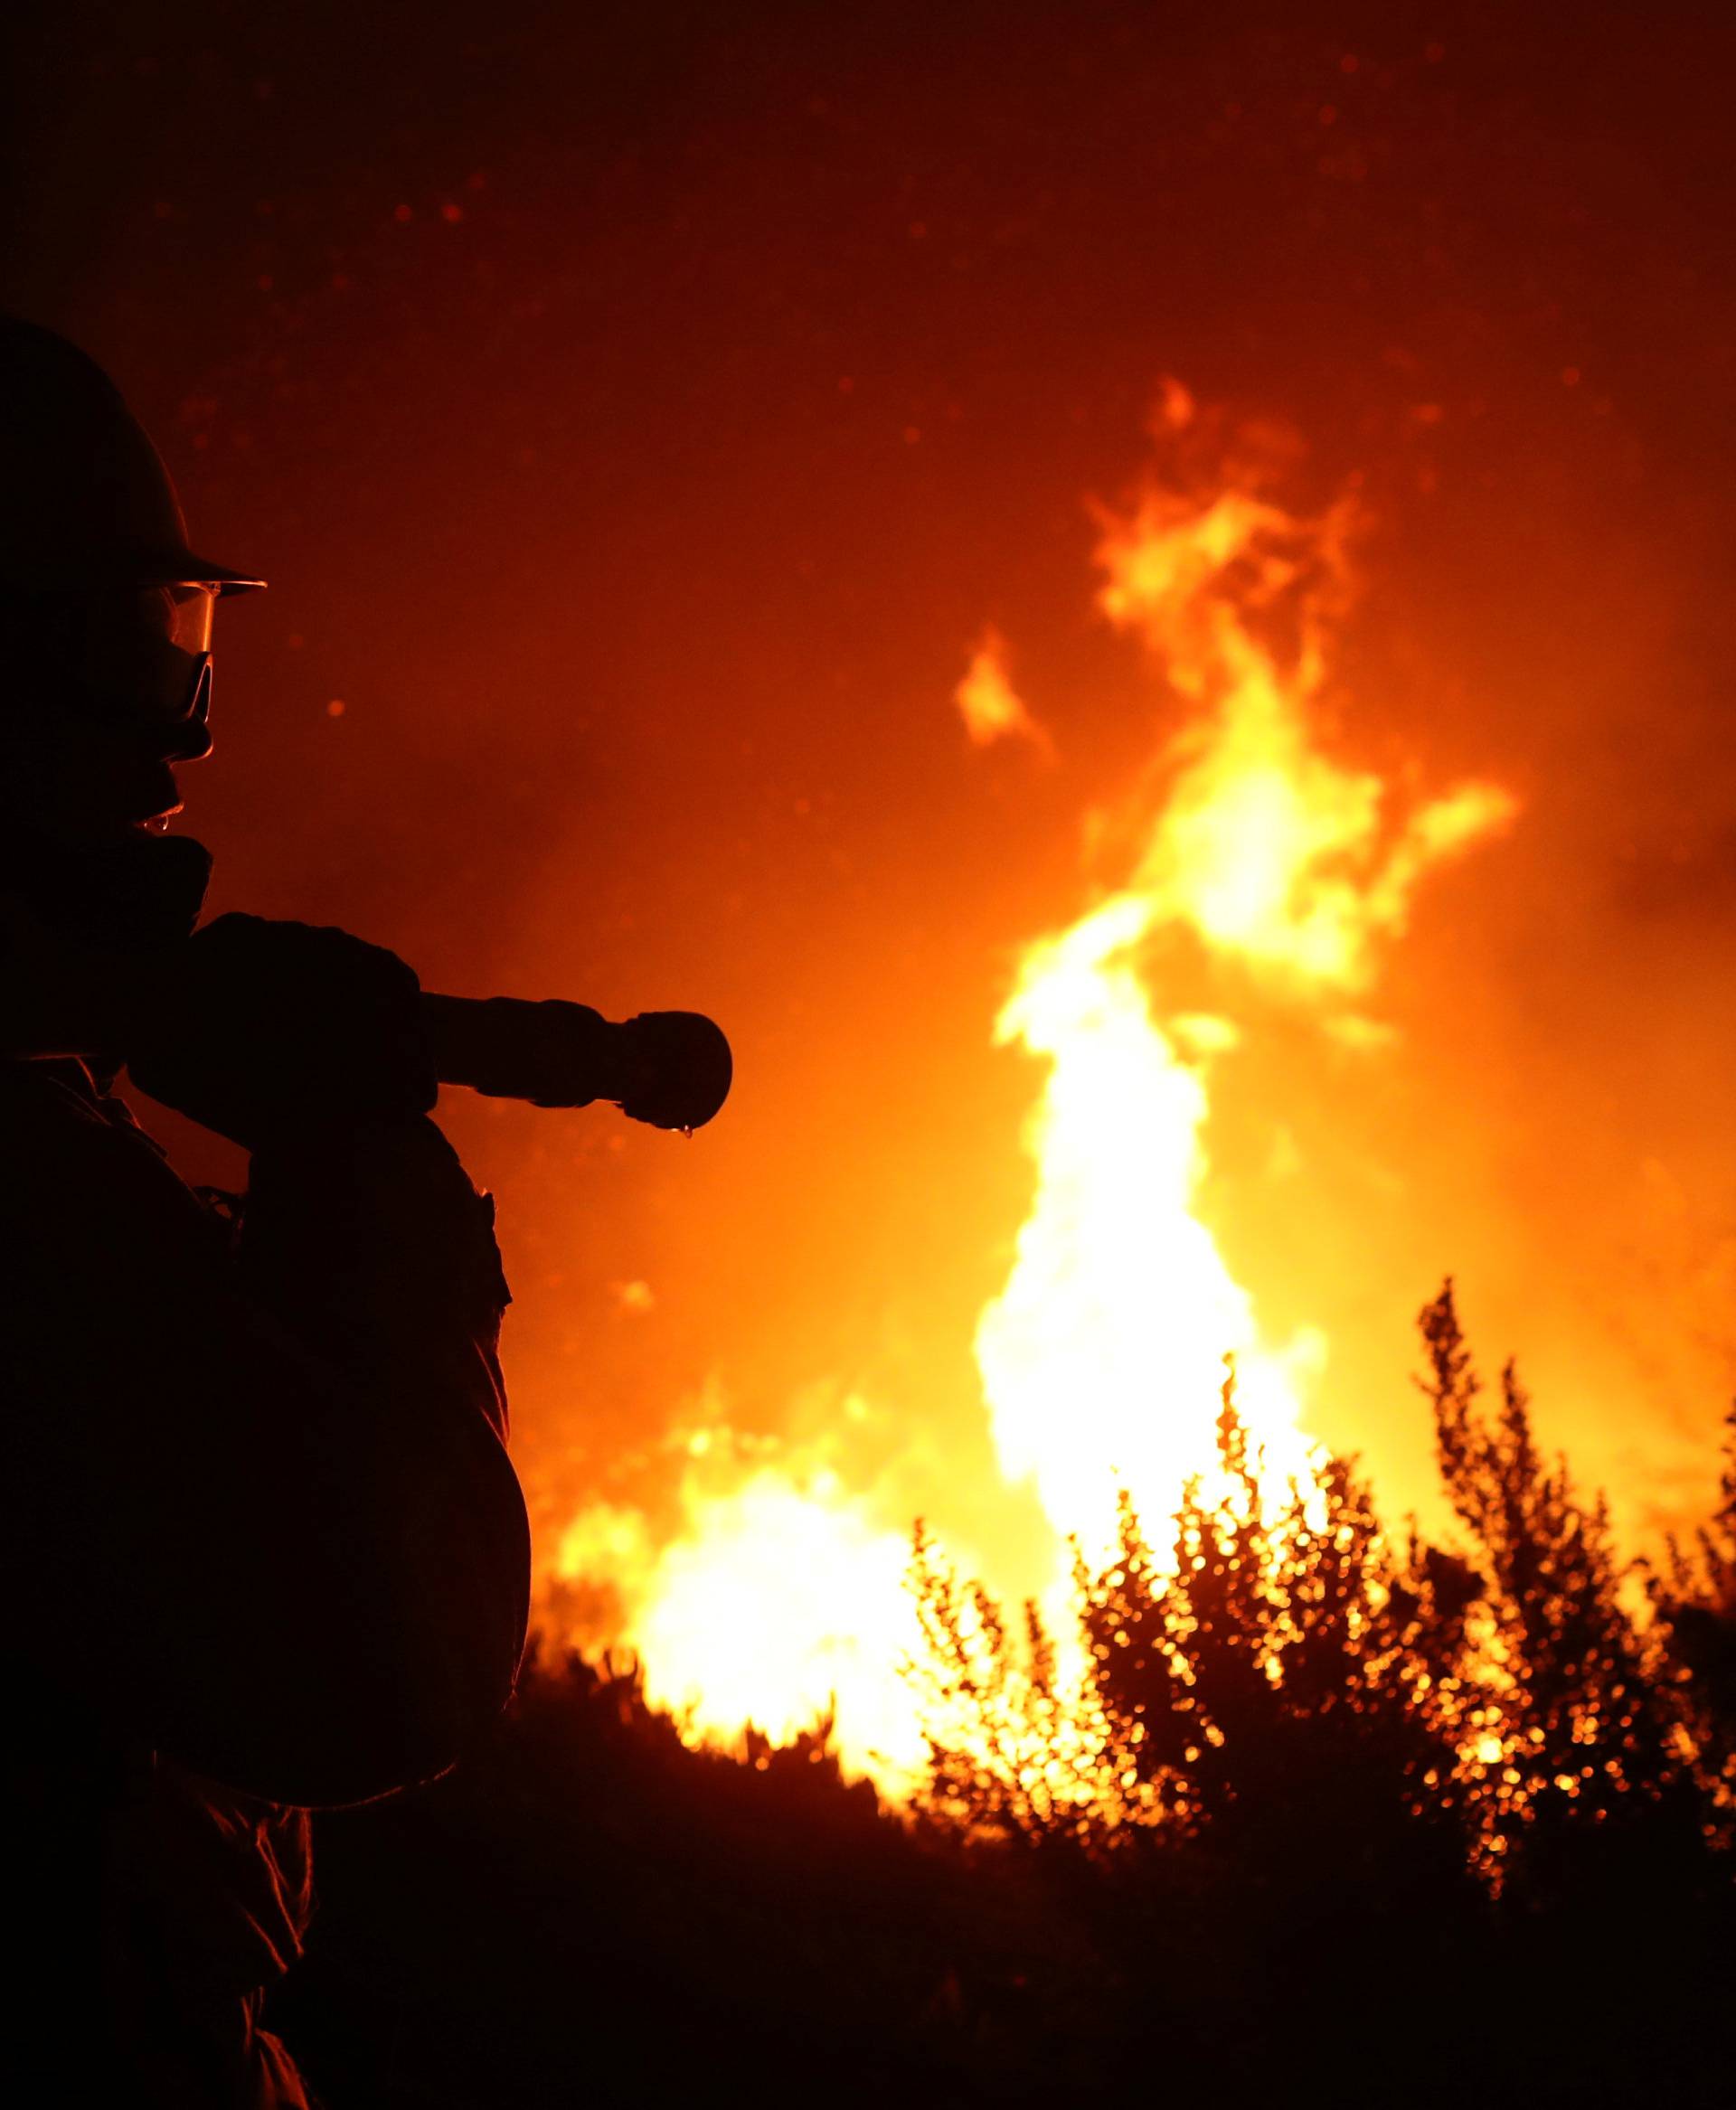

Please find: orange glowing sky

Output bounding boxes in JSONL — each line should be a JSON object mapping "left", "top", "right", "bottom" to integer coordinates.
{"left": 10, "top": 3, "right": 1735, "bottom": 1758}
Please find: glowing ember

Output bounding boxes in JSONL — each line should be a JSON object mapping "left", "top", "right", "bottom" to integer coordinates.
{"left": 955, "top": 624, "right": 1050, "bottom": 752}
{"left": 547, "top": 384, "right": 1517, "bottom": 1789}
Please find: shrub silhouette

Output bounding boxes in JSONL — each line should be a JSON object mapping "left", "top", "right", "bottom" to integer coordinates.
{"left": 914, "top": 1286, "right": 1728, "bottom": 1880}
{"left": 1417, "top": 1281, "right": 1714, "bottom": 1897}
{"left": 1650, "top": 1400, "right": 1736, "bottom": 1842}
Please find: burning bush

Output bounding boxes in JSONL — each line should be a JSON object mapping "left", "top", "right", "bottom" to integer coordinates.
{"left": 912, "top": 1281, "right": 1731, "bottom": 1917}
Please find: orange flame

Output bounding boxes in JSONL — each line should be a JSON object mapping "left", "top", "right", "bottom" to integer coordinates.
{"left": 982, "top": 395, "right": 1515, "bottom": 1562}
{"left": 546, "top": 388, "right": 1517, "bottom": 1791}
{"left": 552, "top": 1418, "right": 926, "bottom": 1785}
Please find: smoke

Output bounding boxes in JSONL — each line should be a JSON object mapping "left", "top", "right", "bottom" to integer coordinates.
{"left": 7, "top": 5, "right": 1733, "bottom": 1688}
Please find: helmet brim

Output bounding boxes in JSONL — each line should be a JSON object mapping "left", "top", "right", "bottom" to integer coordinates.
{"left": 139, "top": 545, "right": 267, "bottom": 595}
{"left": 193, "top": 566, "right": 265, "bottom": 597}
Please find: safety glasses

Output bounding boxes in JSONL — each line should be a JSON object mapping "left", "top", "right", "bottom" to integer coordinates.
{"left": 148, "top": 582, "right": 217, "bottom": 658}
{"left": 67, "top": 583, "right": 219, "bottom": 726}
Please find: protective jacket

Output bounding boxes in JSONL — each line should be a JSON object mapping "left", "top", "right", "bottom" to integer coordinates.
{"left": 1, "top": 1054, "right": 530, "bottom": 2105}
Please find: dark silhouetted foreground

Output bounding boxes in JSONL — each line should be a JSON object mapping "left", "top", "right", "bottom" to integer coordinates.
{"left": 0, "top": 316, "right": 530, "bottom": 2105}
{"left": 272, "top": 1289, "right": 1733, "bottom": 2108}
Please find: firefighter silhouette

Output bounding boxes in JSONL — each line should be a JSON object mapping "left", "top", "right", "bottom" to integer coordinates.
{"left": 0, "top": 316, "right": 529, "bottom": 2106}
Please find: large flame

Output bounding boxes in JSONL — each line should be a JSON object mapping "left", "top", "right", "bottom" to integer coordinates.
{"left": 974, "top": 892, "right": 1321, "bottom": 1564}
{"left": 980, "top": 388, "right": 1514, "bottom": 1559}
{"left": 546, "top": 386, "right": 1516, "bottom": 1789}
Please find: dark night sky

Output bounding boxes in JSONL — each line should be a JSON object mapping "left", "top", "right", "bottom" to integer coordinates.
{"left": 5, "top": 0, "right": 1734, "bottom": 1580}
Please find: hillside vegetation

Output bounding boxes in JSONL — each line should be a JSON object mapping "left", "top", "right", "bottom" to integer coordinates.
{"left": 276, "top": 1286, "right": 1735, "bottom": 2107}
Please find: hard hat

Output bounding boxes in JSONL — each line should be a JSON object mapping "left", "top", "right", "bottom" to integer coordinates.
{"left": 0, "top": 316, "right": 265, "bottom": 596}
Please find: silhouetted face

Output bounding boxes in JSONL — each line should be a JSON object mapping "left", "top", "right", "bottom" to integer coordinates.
{"left": 2, "top": 584, "right": 217, "bottom": 851}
